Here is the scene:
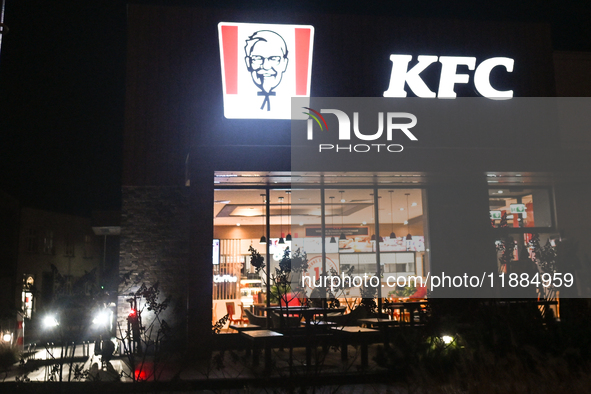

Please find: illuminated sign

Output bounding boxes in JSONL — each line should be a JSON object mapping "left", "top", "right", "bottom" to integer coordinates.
{"left": 510, "top": 204, "right": 526, "bottom": 214}
{"left": 218, "top": 22, "right": 314, "bottom": 119}
{"left": 214, "top": 274, "right": 238, "bottom": 283}
{"left": 490, "top": 210, "right": 502, "bottom": 220}
{"left": 383, "top": 55, "right": 514, "bottom": 99}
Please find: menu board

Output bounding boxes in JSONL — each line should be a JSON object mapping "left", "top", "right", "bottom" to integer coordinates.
{"left": 338, "top": 236, "right": 425, "bottom": 253}
{"left": 292, "top": 237, "right": 339, "bottom": 254}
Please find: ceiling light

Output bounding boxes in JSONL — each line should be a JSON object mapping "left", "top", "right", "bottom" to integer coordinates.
{"left": 405, "top": 193, "right": 412, "bottom": 241}
{"left": 285, "top": 191, "right": 292, "bottom": 241}
{"left": 389, "top": 190, "right": 396, "bottom": 239}
{"left": 278, "top": 196, "right": 284, "bottom": 244}
{"left": 260, "top": 194, "right": 266, "bottom": 244}
{"left": 339, "top": 191, "right": 346, "bottom": 240}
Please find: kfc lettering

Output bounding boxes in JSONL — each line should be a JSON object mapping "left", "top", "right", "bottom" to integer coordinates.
{"left": 383, "top": 55, "right": 514, "bottom": 99}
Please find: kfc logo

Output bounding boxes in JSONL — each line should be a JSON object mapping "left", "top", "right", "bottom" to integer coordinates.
{"left": 245, "top": 31, "right": 289, "bottom": 111}
{"left": 218, "top": 22, "right": 314, "bottom": 119}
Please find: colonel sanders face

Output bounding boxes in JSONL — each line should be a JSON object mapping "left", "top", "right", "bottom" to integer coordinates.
{"left": 244, "top": 30, "right": 289, "bottom": 95}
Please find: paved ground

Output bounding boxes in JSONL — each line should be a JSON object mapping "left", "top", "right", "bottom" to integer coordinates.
{"left": 3, "top": 337, "right": 389, "bottom": 383}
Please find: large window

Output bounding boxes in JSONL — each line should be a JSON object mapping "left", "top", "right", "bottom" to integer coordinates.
{"left": 489, "top": 187, "right": 557, "bottom": 276}
{"left": 489, "top": 188, "right": 553, "bottom": 228}
{"left": 211, "top": 172, "right": 428, "bottom": 323}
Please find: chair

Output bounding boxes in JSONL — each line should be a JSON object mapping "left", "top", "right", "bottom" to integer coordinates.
{"left": 244, "top": 309, "right": 268, "bottom": 327}
{"left": 322, "top": 306, "right": 368, "bottom": 326}
{"left": 239, "top": 302, "right": 249, "bottom": 323}
{"left": 226, "top": 302, "right": 245, "bottom": 324}
{"left": 271, "top": 311, "right": 302, "bottom": 329}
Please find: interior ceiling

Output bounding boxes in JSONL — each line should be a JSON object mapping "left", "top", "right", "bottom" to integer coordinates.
{"left": 213, "top": 171, "right": 557, "bottom": 187}
{"left": 214, "top": 187, "right": 423, "bottom": 226}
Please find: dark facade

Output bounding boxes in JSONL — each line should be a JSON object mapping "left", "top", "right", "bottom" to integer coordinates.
{"left": 121, "top": 5, "right": 591, "bottom": 353}
{"left": 0, "top": 191, "right": 20, "bottom": 316}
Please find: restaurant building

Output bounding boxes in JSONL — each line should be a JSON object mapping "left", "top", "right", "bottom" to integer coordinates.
{"left": 119, "top": 4, "right": 591, "bottom": 351}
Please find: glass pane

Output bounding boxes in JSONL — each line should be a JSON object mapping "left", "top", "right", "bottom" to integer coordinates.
{"left": 489, "top": 188, "right": 552, "bottom": 228}
{"left": 213, "top": 189, "right": 267, "bottom": 324}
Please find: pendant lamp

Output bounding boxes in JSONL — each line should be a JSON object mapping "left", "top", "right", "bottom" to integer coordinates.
{"left": 278, "top": 196, "right": 285, "bottom": 244}
{"left": 285, "top": 191, "right": 292, "bottom": 241}
{"left": 339, "top": 191, "right": 347, "bottom": 240}
{"left": 329, "top": 196, "right": 336, "bottom": 243}
{"left": 259, "top": 194, "right": 267, "bottom": 244}
{"left": 389, "top": 190, "right": 396, "bottom": 239}
{"left": 405, "top": 193, "right": 412, "bottom": 240}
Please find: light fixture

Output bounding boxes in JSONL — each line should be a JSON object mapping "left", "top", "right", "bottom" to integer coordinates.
{"left": 389, "top": 190, "right": 396, "bottom": 239}
{"left": 92, "top": 311, "right": 110, "bottom": 326}
{"left": 329, "top": 196, "right": 336, "bottom": 243}
{"left": 285, "top": 191, "right": 292, "bottom": 241}
{"left": 405, "top": 193, "right": 412, "bottom": 240}
{"left": 259, "top": 194, "right": 266, "bottom": 244}
{"left": 278, "top": 196, "right": 285, "bottom": 244}
{"left": 43, "top": 315, "right": 59, "bottom": 329}
{"left": 370, "top": 194, "right": 383, "bottom": 242}
{"left": 370, "top": 193, "right": 376, "bottom": 241}
{"left": 339, "top": 191, "right": 346, "bottom": 240}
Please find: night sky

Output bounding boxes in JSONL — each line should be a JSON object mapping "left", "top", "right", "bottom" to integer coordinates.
{"left": 0, "top": 0, "right": 589, "bottom": 216}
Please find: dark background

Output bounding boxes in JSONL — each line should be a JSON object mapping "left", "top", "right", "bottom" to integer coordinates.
{"left": 0, "top": 0, "right": 590, "bottom": 216}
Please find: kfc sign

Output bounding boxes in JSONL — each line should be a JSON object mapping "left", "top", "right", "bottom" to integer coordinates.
{"left": 383, "top": 55, "right": 515, "bottom": 99}
{"left": 218, "top": 22, "right": 314, "bottom": 119}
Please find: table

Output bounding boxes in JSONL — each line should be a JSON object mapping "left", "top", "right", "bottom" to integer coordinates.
{"left": 331, "top": 326, "right": 380, "bottom": 368}
{"left": 264, "top": 306, "right": 346, "bottom": 370}
{"left": 357, "top": 317, "right": 398, "bottom": 328}
{"left": 264, "top": 306, "right": 346, "bottom": 327}
{"left": 229, "top": 323, "right": 261, "bottom": 332}
{"left": 357, "top": 317, "right": 401, "bottom": 348}
{"left": 240, "top": 329, "right": 283, "bottom": 369}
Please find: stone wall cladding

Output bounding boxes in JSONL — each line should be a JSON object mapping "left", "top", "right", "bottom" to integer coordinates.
{"left": 118, "top": 186, "right": 190, "bottom": 339}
